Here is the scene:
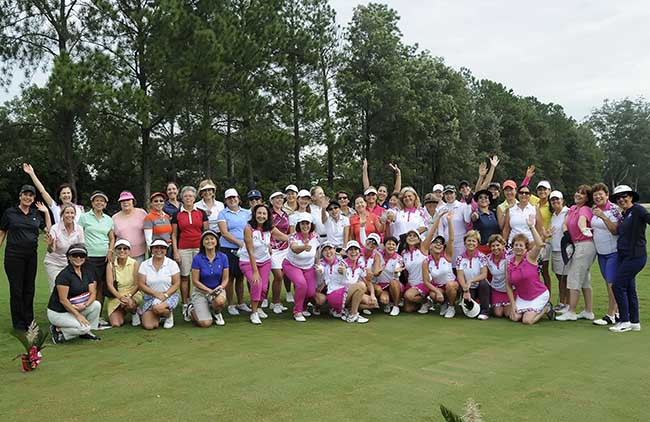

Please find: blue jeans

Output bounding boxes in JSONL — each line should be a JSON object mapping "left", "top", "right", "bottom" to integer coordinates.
{"left": 613, "top": 254, "right": 646, "bottom": 323}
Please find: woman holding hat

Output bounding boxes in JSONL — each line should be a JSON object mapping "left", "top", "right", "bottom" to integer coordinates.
{"left": 556, "top": 185, "right": 596, "bottom": 321}
{"left": 505, "top": 216, "right": 554, "bottom": 325}
{"left": 187, "top": 230, "right": 229, "bottom": 327}
{"left": 195, "top": 179, "right": 224, "bottom": 233}
{"left": 609, "top": 185, "right": 650, "bottom": 332}
{"left": 47, "top": 243, "right": 102, "bottom": 343}
{"left": 144, "top": 191, "right": 173, "bottom": 253}
{"left": 112, "top": 191, "right": 148, "bottom": 263}
{"left": 349, "top": 195, "right": 384, "bottom": 245}
{"left": 105, "top": 239, "right": 143, "bottom": 327}
{"left": 321, "top": 198, "right": 350, "bottom": 248}
{"left": 217, "top": 188, "right": 252, "bottom": 316}
{"left": 269, "top": 191, "right": 293, "bottom": 312}
{"left": 240, "top": 204, "right": 288, "bottom": 324}
{"left": 172, "top": 185, "right": 208, "bottom": 321}
{"left": 590, "top": 183, "right": 623, "bottom": 326}
{"left": 0, "top": 185, "right": 51, "bottom": 331}
{"left": 471, "top": 189, "right": 500, "bottom": 255}
{"left": 438, "top": 185, "right": 472, "bottom": 267}
{"left": 78, "top": 190, "right": 115, "bottom": 323}
{"left": 44, "top": 204, "right": 85, "bottom": 291}
{"left": 372, "top": 236, "right": 405, "bottom": 316}
{"left": 138, "top": 239, "right": 181, "bottom": 329}
{"left": 549, "top": 190, "right": 570, "bottom": 312}
{"left": 163, "top": 182, "right": 181, "bottom": 218}
{"left": 456, "top": 230, "right": 490, "bottom": 320}
{"left": 401, "top": 213, "right": 444, "bottom": 313}
{"left": 282, "top": 212, "right": 320, "bottom": 322}
{"left": 22, "top": 163, "right": 85, "bottom": 224}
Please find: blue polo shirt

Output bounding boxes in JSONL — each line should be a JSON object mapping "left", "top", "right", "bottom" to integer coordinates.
{"left": 191, "top": 251, "right": 229, "bottom": 289}
{"left": 216, "top": 207, "right": 251, "bottom": 249}
{"left": 472, "top": 209, "right": 500, "bottom": 245}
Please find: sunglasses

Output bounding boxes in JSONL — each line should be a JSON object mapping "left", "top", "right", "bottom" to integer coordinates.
{"left": 116, "top": 246, "right": 129, "bottom": 251}
{"left": 617, "top": 194, "right": 630, "bottom": 200}
{"left": 250, "top": 197, "right": 262, "bottom": 201}
{"left": 406, "top": 232, "right": 419, "bottom": 238}
{"left": 338, "top": 197, "right": 348, "bottom": 201}
{"left": 151, "top": 199, "right": 164, "bottom": 203}
{"left": 432, "top": 240, "right": 444, "bottom": 246}
{"left": 518, "top": 191, "right": 531, "bottom": 196}
{"left": 69, "top": 253, "right": 87, "bottom": 259}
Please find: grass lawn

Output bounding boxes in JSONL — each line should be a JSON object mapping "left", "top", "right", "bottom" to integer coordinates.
{"left": 1, "top": 237, "right": 649, "bottom": 421}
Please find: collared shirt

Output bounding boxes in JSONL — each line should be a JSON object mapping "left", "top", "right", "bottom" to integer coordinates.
{"left": 286, "top": 233, "right": 320, "bottom": 269}
{"left": 239, "top": 227, "right": 272, "bottom": 263}
{"left": 191, "top": 251, "right": 229, "bottom": 289}
{"left": 472, "top": 209, "right": 500, "bottom": 245}
{"left": 216, "top": 207, "right": 251, "bottom": 249}
{"left": 112, "top": 208, "right": 148, "bottom": 257}
{"left": 551, "top": 207, "right": 569, "bottom": 251}
{"left": 508, "top": 203, "right": 538, "bottom": 243}
{"left": 566, "top": 205, "right": 593, "bottom": 243}
{"left": 138, "top": 257, "right": 180, "bottom": 295}
{"left": 271, "top": 209, "right": 289, "bottom": 250}
{"left": 394, "top": 207, "right": 425, "bottom": 238}
{"left": 340, "top": 207, "right": 356, "bottom": 218}
{"left": 163, "top": 200, "right": 181, "bottom": 219}
{"left": 78, "top": 210, "right": 113, "bottom": 258}
{"left": 438, "top": 200, "right": 472, "bottom": 245}
{"left": 486, "top": 253, "right": 507, "bottom": 292}
{"left": 617, "top": 203, "right": 650, "bottom": 257}
{"left": 455, "top": 251, "right": 487, "bottom": 289}
{"left": 48, "top": 264, "right": 95, "bottom": 313}
{"left": 427, "top": 255, "right": 455, "bottom": 287}
{"left": 172, "top": 207, "right": 208, "bottom": 249}
{"left": 402, "top": 248, "right": 427, "bottom": 285}
{"left": 0, "top": 205, "right": 45, "bottom": 256}
{"left": 195, "top": 199, "right": 225, "bottom": 232}
{"left": 49, "top": 203, "right": 85, "bottom": 225}
{"left": 44, "top": 222, "right": 85, "bottom": 267}
{"left": 375, "top": 250, "right": 404, "bottom": 284}
{"left": 591, "top": 202, "right": 622, "bottom": 255}
{"left": 143, "top": 210, "right": 172, "bottom": 245}
{"left": 323, "top": 214, "right": 350, "bottom": 247}
{"left": 366, "top": 204, "right": 385, "bottom": 219}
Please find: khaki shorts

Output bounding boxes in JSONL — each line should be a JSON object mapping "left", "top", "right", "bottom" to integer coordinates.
{"left": 551, "top": 251, "right": 568, "bottom": 276}
{"left": 179, "top": 248, "right": 199, "bottom": 277}
{"left": 540, "top": 241, "right": 552, "bottom": 262}
{"left": 191, "top": 289, "right": 226, "bottom": 321}
{"left": 567, "top": 241, "right": 596, "bottom": 289}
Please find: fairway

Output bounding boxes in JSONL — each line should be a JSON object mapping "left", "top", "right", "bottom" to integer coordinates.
{"left": 1, "top": 240, "right": 649, "bottom": 422}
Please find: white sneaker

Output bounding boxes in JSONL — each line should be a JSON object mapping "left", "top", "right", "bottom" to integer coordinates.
{"left": 346, "top": 313, "right": 369, "bottom": 324}
{"left": 362, "top": 309, "right": 372, "bottom": 315}
{"left": 444, "top": 307, "right": 456, "bottom": 319}
{"left": 250, "top": 312, "right": 262, "bottom": 325}
{"left": 356, "top": 314, "right": 369, "bottom": 323}
{"left": 257, "top": 308, "right": 268, "bottom": 319}
{"left": 182, "top": 304, "right": 192, "bottom": 322}
{"left": 227, "top": 305, "right": 240, "bottom": 316}
{"left": 236, "top": 303, "right": 253, "bottom": 313}
{"left": 261, "top": 299, "right": 269, "bottom": 308}
{"left": 383, "top": 304, "right": 391, "bottom": 313}
{"left": 477, "top": 314, "right": 489, "bottom": 321}
{"left": 556, "top": 311, "right": 578, "bottom": 321}
{"left": 294, "top": 313, "right": 306, "bottom": 322}
{"left": 286, "top": 292, "right": 294, "bottom": 303}
{"left": 417, "top": 302, "right": 431, "bottom": 314}
{"left": 272, "top": 303, "right": 283, "bottom": 314}
{"left": 609, "top": 322, "right": 632, "bottom": 332}
{"left": 302, "top": 310, "right": 311, "bottom": 317}
{"left": 390, "top": 306, "right": 400, "bottom": 316}
{"left": 131, "top": 313, "right": 141, "bottom": 327}
{"left": 631, "top": 323, "right": 641, "bottom": 331}
{"left": 163, "top": 313, "right": 174, "bottom": 329}
{"left": 439, "top": 303, "right": 449, "bottom": 316}
{"left": 330, "top": 309, "right": 342, "bottom": 318}
{"left": 213, "top": 313, "right": 225, "bottom": 326}
{"left": 577, "top": 310, "right": 595, "bottom": 320}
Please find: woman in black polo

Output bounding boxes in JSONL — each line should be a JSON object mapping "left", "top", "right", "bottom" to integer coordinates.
{"left": 47, "top": 243, "right": 101, "bottom": 343}
{"left": 0, "top": 184, "right": 51, "bottom": 330}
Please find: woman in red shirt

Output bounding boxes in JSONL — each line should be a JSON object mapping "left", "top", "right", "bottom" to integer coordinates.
{"left": 348, "top": 195, "right": 384, "bottom": 244}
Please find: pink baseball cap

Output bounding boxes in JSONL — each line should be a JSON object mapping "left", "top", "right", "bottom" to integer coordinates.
{"left": 118, "top": 191, "right": 135, "bottom": 202}
{"left": 502, "top": 180, "right": 517, "bottom": 190}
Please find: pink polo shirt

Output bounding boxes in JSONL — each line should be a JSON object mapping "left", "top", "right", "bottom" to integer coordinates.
{"left": 566, "top": 205, "right": 593, "bottom": 242}
{"left": 112, "top": 208, "right": 148, "bottom": 257}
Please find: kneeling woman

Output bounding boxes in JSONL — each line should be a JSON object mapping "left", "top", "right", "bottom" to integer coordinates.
{"left": 320, "top": 241, "right": 374, "bottom": 323}
{"left": 188, "top": 230, "right": 229, "bottom": 327}
{"left": 137, "top": 239, "right": 181, "bottom": 329}
{"left": 282, "top": 213, "right": 320, "bottom": 322}
{"left": 105, "top": 239, "right": 144, "bottom": 327}
{"left": 240, "top": 204, "right": 288, "bottom": 325}
{"left": 485, "top": 234, "right": 510, "bottom": 318}
{"left": 401, "top": 213, "right": 442, "bottom": 313}
{"left": 47, "top": 244, "right": 101, "bottom": 343}
{"left": 422, "top": 212, "right": 459, "bottom": 318}
{"left": 505, "top": 216, "right": 554, "bottom": 325}
{"left": 372, "top": 236, "right": 405, "bottom": 316}
{"left": 456, "top": 230, "right": 489, "bottom": 320}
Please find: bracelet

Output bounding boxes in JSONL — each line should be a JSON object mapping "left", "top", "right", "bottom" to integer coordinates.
{"left": 463, "top": 288, "right": 469, "bottom": 293}
{"left": 163, "top": 293, "right": 169, "bottom": 298}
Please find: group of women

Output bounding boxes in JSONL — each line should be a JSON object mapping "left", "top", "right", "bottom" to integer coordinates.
{"left": 1, "top": 159, "right": 648, "bottom": 343}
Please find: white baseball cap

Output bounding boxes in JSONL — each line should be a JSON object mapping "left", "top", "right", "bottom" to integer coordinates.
{"left": 536, "top": 180, "right": 551, "bottom": 190}
{"left": 549, "top": 190, "right": 563, "bottom": 200}
{"left": 364, "top": 187, "right": 378, "bottom": 195}
{"left": 366, "top": 233, "right": 381, "bottom": 244}
{"left": 150, "top": 239, "right": 169, "bottom": 248}
{"left": 461, "top": 298, "right": 481, "bottom": 318}
{"left": 115, "top": 239, "right": 132, "bottom": 249}
{"left": 432, "top": 184, "right": 444, "bottom": 193}
{"left": 297, "top": 189, "right": 311, "bottom": 198}
{"left": 345, "top": 240, "right": 361, "bottom": 251}
{"left": 269, "top": 191, "right": 285, "bottom": 200}
{"left": 297, "top": 212, "right": 312, "bottom": 223}
{"left": 224, "top": 188, "right": 239, "bottom": 198}
{"left": 285, "top": 184, "right": 299, "bottom": 193}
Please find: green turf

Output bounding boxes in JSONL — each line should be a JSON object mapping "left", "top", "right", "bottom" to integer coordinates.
{"left": 1, "top": 237, "right": 648, "bottom": 421}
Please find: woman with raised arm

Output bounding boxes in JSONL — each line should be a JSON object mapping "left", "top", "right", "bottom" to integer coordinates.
{"left": 138, "top": 239, "right": 181, "bottom": 329}
{"left": 47, "top": 244, "right": 101, "bottom": 343}
{"left": 422, "top": 212, "right": 460, "bottom": 318}
{"left": 362, "top": 159, "right": 401, "bottom": 210}
{"left": 503, "top": 185, "right": 543, "bottom": 246}
{"left": 44, "top": 204, "right": 84, "bottom": 291}
{"left": 401, "top": 214, "right": 442, "bottom": 313}
{"left": 470, "top": 189, "right": 500, "bottom": 255}
{"left": 240, "top": 204, "right": 288, "bottom": 325}
{"left": 549, "top": 191, "right": 570, "bottom": 313}
{"left": 590, "top": 183, "right": 622, "bottom": 327}
{"left": 456, "top": 230, "right": 490, "bottom": 320}
{"left": 321, "top": 198, "right": 350, "bottom": 248}
{"left": 438, "top": 185, "right": 472, "bottom": 267}
{"left": 22, "top": 163, "right": 85, "bottom": 224}
{"left": 0, "top": 185, "right": 51, "bottom": 331}
{"left": 505, "top": 215, "right": 555, "bottom": 325}
{"left": 608, "top": 185, "right": 650, "bottom": 333}
{"left": 105, "top": 239, "right": 143, "bottom": 327}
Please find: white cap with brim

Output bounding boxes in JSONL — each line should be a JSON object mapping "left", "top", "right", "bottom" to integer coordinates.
{"left": 345, "top": 240, "right": 361, "bottom": 251}
{"left": 297, "top": 189, "right": 311, "bottom": 198}
{"left": 612, "top": 185, "right": 640, "bottom": 202}
{"left": 269, "top": 191, "right": 285, "bottom": 200}
{"left": 199, "top": 183, "right": 217, "bottom": 192}
{"left": 432, "top": 184, "right": 444, "bottom": 192}
{"left": 285, "top": 184, "right": 299, "bottom": 193}
{"left": 115, "top": 239, "right": 132, "bottom": 249}
{"left": 224, "top": 188, "right": 239, "bottom": 198}
{"left": 297, "top": 212, "right": 312, "bottom": 223}
{"left": 150, "top": 239, "right": 169, "bottom": 248}
{"left": 536, "top": 180, "right": 551, "bottom": 190}
{"left": 549, "top": 190, "right": 563, "bottom": 200}
{"left": 364, "top": 187, "right": 378, "bottom": 195}
{"left": 366, "top": 233, "right": 381, "bottom": 244}
{"left": 461, "top": 298, "right": 481, "bottom": 318}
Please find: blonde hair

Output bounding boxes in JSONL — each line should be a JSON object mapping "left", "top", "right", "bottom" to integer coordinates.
{"left": 463, "top": 230, "right": 481, "bottom": 243}
{"left": 399, "top": 187, "right": 421, "bottom": 209}
{"left": 487, "top": 234, "right": 506, "bottom": 246}
{"left": 198, "top": 179, "right": 217, "bottom": 197}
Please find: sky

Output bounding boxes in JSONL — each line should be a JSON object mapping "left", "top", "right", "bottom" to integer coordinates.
{"left": 2, "top": 1, "right": 649, "bottom": 122}
{"left": 330, "top": 0, "right": 650, "bottom": 121}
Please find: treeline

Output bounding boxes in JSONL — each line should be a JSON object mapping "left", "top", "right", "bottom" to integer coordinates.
{"left": 0, "top": 1, "right": 648, "bottom": 211}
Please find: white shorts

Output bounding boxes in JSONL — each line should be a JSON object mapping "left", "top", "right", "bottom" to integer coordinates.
{"left": 515, "top": 289, "right": 550, "bottom": 314}
{"left": 540, "top": 241, "right": 552, "bottom": 262}
{"left": 271, "top": 248, "right": 288, "bottom": 270}
{"left": 179, "top": 248, "right": 199, "bottom": 277}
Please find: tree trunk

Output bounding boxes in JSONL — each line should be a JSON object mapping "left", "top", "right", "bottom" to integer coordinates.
{"left": 319, "top": 50, "right": 334, "bottom": 189}
{"left": 142, "top": 126, "right": 152, "bottom": 204}
{"left": 291, "top": 58, "right": 302, "bottom": 185}
{"left": 225, "top": 114, "right": 234, "bottom": 184}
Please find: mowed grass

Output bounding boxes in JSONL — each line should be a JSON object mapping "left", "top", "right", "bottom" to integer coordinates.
{"left": 1, "top": 236, "right": 649, "bottom": 422}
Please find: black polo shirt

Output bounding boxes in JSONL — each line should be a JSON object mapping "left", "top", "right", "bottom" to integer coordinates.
{"left": 473, "top": 209, "right": 500, "bottom": 245}
{"left": 0, "top": 205, "right": 45, "bottom": 257}
{"left": 48, "top": 264, "right": 96, "bottom": 313}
